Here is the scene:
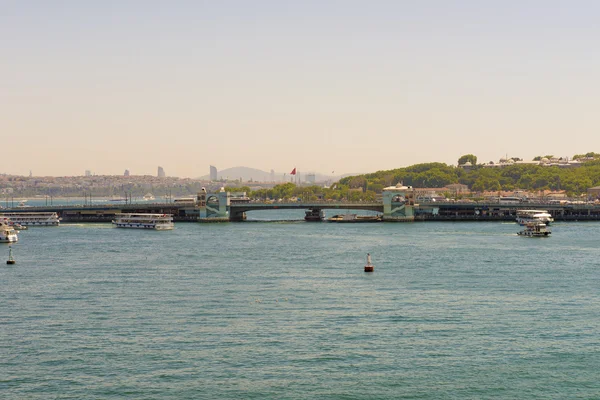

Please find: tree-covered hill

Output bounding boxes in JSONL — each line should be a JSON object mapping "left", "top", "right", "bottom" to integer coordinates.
{"left": 338, "top": 159, "right": 600, "bottom": 196}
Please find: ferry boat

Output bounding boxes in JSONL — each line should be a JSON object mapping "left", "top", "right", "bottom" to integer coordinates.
{"left": 516, "top": 209, "right": 554, "bottom": 226}
{"left": 112, "top": 213, "right": 174, "bottom": 230}
{"left": 143, "top": 193, "right": 155, "bottom": 201}
{"left": 328, "top": 214, "right": 382, "bottom": 222}
{"left": 304, "top": 209, "right": 325, "bottom": 221}
{"left": 0, "top": 212, "right": 61, "bottom": 226}
{"left": 518, "top": 221, "right": 551, "bottom": 237}
{"left": 0, "top": 220, "right": 18, "bottom": 243}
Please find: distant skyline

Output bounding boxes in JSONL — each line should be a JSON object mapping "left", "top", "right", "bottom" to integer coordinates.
{"left": 3, "top": 1, "right": 600, "bottom": 177}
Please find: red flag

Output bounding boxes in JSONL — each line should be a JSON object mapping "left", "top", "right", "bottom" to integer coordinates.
{"left": 290, "top": 168, "right": 296, "bottom": 175}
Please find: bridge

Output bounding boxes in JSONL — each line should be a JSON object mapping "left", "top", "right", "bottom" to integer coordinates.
{"left": 0, "top": 185, "right": 415, "bottom": 222}
{"left": 3, "top": 185, "right": 600, "bottom": 222}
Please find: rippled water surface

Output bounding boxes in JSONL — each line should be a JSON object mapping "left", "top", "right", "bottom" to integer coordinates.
{"left": 2, "top": 214, "right": 600, "bottom": 399}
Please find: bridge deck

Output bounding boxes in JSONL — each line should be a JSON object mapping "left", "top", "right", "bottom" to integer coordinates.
{"left": 229, "top": 202, "right": 383, "bottom": 212}
{"left": 2, "top": 201, "right": 600, "bottom": 222}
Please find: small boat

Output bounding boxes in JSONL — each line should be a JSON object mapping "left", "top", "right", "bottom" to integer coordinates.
{"left": 7, "top": 246, "right": 16, "bottom": 265}
{"left": 364, "top": 253, "right": 374, "bottom": 272}
{"left": 112, "top": 213, "right": 174, "bottom": 230}
{"left": 11, "top": 223, "right": 27, "bottom": 231}
{"left": 328, "top": 214, "right": 382, "bottom": 223}
{"left": 2, "top": 217, "right": 27, "bottom": 231}
{"left": 143, "top": 193, "right": 155, "bottom": 201}
{"left": 304, "top": 209, "right": 325, "bottom": 221}
{"left": 0, "top": 221, "right": 19, "bottom": 243}
{"left": 518, "top": 221, "right": 551, "bottom": 237}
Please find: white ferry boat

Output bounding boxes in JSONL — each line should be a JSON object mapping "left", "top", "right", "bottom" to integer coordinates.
{"left": 112, "top": 213, "right": 174, "bottom": 230}
{"left": 518, "top": 221, "right": 551, "bottom": 237}
{"left": 516, "top": 209, "right": 554, "bottom": 226}
{"left": 0, "top": 220, "right": 19, "bottom": 243}
{"left": 143, "top": 193, "right": 155, "bottom": 201}
{"left": 0, "top": 212, "right": 61, "bottom": 226}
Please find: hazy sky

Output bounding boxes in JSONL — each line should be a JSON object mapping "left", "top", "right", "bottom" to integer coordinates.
{"left": 2, "top": 1, "right": 600, "bottom": 177}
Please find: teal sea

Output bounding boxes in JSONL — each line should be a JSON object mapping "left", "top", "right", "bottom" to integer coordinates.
{"left": 2, "top": 211, "right": 600, "bottom": 399}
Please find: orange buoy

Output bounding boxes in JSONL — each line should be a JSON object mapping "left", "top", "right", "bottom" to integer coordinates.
{"left": 364, "top": 253, "right": 374, "bottom": 272}
{"left": 7, "top": 246, "right": 16, "bottom": 265}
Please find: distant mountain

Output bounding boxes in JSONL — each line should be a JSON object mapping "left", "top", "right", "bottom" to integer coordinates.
{"left": 197, "top": 166, "right": 359, "bottom": 183}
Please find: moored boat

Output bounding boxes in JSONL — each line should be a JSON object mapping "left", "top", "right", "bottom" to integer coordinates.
{"left": 518, "top": 221, "right": 551, "bottom": 237}
{"left": 112, "top": 213, "right": 174, "bottom": 230}
{"left": 328, "top": 214, "right": 382, "bottom": 222}
{"left": 304, "top": 209, "right": 325, "bottom": 221}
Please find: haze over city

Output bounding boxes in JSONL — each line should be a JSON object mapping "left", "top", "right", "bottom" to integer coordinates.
{"left": 3, "top": 1, "right": 600, "bottom": 177}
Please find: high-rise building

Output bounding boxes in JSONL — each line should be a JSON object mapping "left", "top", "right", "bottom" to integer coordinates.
{"left": 306, "top": 173, "right": 316, "bottom": 184}
{"left": 85, "top": 170, "right": 92, "bottom": 177}
{"left": 157, "top": 166, "right": 165, "bottom": 178}
{"left": 210, "top": 165, "right": 217, "bottom": 181}
{"left": 270, "top": 169, "right": 275, "bottom": 182}
{"left": 124, "top": 169, "right": 130, "bottom": 177}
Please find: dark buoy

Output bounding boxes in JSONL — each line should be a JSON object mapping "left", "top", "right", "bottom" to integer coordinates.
{"left": 7, "top": 246, "right": 16, "bottom": 265}
{"left": 364, "top": 253, "right": 374, "bottom": 272}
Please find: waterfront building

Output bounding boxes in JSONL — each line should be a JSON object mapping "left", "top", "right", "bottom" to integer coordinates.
{"left": 587, "top": 186, "right": 600, "bottom": 200}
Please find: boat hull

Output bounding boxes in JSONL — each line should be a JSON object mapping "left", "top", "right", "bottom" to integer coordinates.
{"left": 112, "top": 223, "right": 174, "bottom": 230}
{"left": 517, "top": 231, "right": 551, "bottom": 237}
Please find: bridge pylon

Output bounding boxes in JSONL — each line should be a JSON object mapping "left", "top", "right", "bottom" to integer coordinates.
{"left": 382, "top": 184, "right": 415, "bottom": 221}
{"left": 197, "top": 189, "right": 230, "bottom": 222}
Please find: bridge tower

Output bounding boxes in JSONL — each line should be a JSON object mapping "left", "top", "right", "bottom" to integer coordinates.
{"left": 197, "top": 188, "right": 230, "bottom": 222}
{"left": 382, "top": 183, "right": 415, "bottom": 221}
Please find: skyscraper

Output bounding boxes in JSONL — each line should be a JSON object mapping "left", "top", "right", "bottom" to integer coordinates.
{"left": 124, "top": 169, "right": 130, "bottom": 177}
{"left": 270, "top": 169, "right": 275, "bottom": 182}
{"left": 157, "top": 166, "right": 165, "bottom": 178}
{"left": 210, "top": 165, "right": 217, "bottom": 181}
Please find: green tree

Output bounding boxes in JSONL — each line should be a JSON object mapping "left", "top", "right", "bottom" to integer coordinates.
{"left": 457, "top": 154, "right": 477, "bottom": 166}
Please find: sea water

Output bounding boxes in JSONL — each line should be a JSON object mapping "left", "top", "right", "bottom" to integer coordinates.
{"left": 2, "top": 212, "right": 599, "bottom": 399}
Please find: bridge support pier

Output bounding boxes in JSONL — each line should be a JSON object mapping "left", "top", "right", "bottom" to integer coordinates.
{"left": 382, "top": 184, "right": 415, "bottom": 222}
{"left": 197, "top": 191, "right": 231, "bottom": 222}
{"left": 229, "top": 211, "right": 247, "bottom": 222}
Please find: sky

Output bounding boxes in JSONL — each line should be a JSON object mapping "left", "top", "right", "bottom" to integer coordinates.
{"left": 2, "top": 1, "right": 600, "bottom": 177}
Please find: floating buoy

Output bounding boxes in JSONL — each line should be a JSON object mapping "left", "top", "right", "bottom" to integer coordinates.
{"left": 7, "top": 246, "right": 16, "bottom": 265}
{"left": 364, "top": 252, "right": 374, "bottom": 272}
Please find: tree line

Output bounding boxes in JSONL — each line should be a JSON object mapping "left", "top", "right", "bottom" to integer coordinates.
{"left": 226, "top": 153, "right": 600, "bottom": 200}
